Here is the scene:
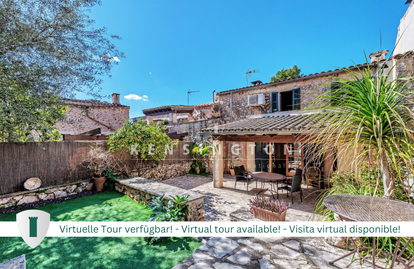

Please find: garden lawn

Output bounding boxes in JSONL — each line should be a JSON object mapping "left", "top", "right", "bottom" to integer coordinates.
{"left": 0, "top": 192, "right": 202, "bottom": 269}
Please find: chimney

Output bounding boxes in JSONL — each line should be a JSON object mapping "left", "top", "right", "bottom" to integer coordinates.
{"left": 112, "top": 93, "right": 120, "bottom": 105}
{"left": 369, "top": 50, "right": 389, "bottom": 64}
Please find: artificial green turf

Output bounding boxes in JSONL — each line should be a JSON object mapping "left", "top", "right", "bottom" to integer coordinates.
{"left": 0, "top": 192, "right": 202, "bottom": 269}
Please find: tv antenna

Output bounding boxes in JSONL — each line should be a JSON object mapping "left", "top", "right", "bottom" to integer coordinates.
{"left": 187, "top": 90, "right": 199, "bottom": 105}
{"left": 245, "top": 67, "right": 260, "bottom": 86}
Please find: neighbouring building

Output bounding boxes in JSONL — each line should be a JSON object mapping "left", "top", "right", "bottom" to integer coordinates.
{"left": 394, "top": 0, "right": 414, "bottom": 55}
{"left": 55, "top": 93, "right": 130, "bottom": 138}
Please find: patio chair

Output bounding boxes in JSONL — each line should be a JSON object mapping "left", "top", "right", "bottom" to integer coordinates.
{"left": 306, "top": 166, "right": 322, "bottom": 189}
{"left": 234, "top": 165, "right": 256, "bottom": 194}
{"left": 279, "top": 174, "right": 303, "bottom": 204}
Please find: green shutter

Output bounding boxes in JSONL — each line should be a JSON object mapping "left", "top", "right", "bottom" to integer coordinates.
{"left": 272, "top": 92, "right": 278, "bottom": 112}
{"left": 292, "top": 88, "right": 300, "bottom": 110}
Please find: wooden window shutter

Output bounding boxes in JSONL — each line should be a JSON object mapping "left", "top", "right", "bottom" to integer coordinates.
{"left": 292, "top": 88, "right": 301, "bottom": 110}
{"left": 271, "top": 92, "right": 278, "bottom": 112}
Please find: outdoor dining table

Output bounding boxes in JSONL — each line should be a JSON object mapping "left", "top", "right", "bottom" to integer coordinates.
{"left": 323, "top": 194, "right": 414, "bottom": 269}
{"left": 250, "top": 172, "right": 286, "bottom": 199}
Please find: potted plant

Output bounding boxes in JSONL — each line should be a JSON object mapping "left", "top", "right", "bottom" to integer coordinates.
{"left": 226, "top": 156, "right": 238, "bottom": 176}
{"left": 248, "top": 195, "right": 291, "bottom": 221}
{"left": 191, "top": 143, "right": 211, "bottom": 174}
{"left": 82, "top": 145, "right": 118, "bottom": 191}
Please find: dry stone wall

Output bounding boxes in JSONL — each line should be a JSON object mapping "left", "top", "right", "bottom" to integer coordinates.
{"left": 131, "top": 161, "right": 193, "bottom": 181}
{"left": 0, "top": 180, "right": 94, "bottom": 208}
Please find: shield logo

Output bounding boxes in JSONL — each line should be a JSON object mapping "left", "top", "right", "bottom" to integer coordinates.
{"left": 16, "top": 210, "right": 50, "bottom": 248}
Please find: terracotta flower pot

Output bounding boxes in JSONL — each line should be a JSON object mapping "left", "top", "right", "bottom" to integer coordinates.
{"left": 195, "top": 167, "right": 200, "bottom": 174}
{"left": 230, "top": 169, "right": 235, "bottom": 176}
{"left": 93, "top": 176, "right": 106, "bottom": 191}
{"left": 250, "top": 206, "right": 287, "bottom": 221}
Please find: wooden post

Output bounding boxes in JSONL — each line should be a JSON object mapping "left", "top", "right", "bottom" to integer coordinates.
{"left": 244, "top": 142, "right": 248, "bottom": 170}
{"left": 213, "top": 140, "right": 224, "bottom": 188}
{"left": 269, "top": 142, "right": 273, "bottom": 173}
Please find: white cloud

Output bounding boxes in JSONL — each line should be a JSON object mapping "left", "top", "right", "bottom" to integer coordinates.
{"left": 124, "top": 94, "right": 149, "bottom": 101}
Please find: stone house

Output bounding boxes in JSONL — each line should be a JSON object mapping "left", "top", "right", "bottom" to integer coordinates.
{"left": 200, "top": 49, "right": 414, "bottom": 187}
{"left": 55, "top": 93, "right": 130, "bottom": 137}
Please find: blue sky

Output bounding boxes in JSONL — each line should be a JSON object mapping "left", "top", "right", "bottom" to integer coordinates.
{"left": 87, "top": 0, "right": 409, "bottom": 118}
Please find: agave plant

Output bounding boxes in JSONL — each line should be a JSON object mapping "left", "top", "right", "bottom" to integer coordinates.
{"left": 303, "top": 54, "right": 414, "bottom": 199}
{"left": 248, "top": 195, "right": 291, "bottom": 214}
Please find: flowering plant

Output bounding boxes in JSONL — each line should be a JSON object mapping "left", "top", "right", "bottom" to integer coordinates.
{"left": 248, "top": 195, "right": 291, "bottom": 214}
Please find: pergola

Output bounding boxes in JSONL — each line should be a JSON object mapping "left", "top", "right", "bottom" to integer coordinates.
{"left": 200, "top": 112, "right": 329, "bottom": 188}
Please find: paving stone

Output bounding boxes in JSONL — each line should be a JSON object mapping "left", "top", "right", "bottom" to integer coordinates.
{"left": 259, "top": 255, "right": 275, "bottom": 269}
{"left": 188, "top": 262, "right": 213, "bottom": 269}
{"left": 237, "top": 239, "right": 263, "bottom": 252}
{"left": 212, "top": 262, "right": 244, "bottom": 269}
{"left": 274, "top": 260, "right": 312, "bottom": 269}
{"left": 227, "top": 248, "right": 252, "bottom": 265}
{"left": 192, "top": 252, "right": 214, "bottom": 262}
{"left": 0, "top": 255, "right": 25, "bottom": 269}
{"left": 302, "top": 244, "right": 364, "bottom": 269}
{"left": 199, "top": 237, "right": 239, "bottom": 259}
{"left": 270, "top": 245, "right": 305, "bottom": 260}
{"left": 256, "top": 237, "right": 286, "bottom": 244}
{"left": 282, "top": 240, "right": 301, "bottom": 251}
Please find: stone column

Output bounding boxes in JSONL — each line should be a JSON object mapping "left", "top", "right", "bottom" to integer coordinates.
{"left": 146, "top": 116, "right": 153, "bottom": 125}
{"left": 168, "top": 112, "right": 177, "bottom": 124}
{"left": 213, "top": 140, "right": 223, "bottom": 188}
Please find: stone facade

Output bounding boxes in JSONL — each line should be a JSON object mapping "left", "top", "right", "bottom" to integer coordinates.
{"left": 131, "top": 161, "right": 193, "bottom": 181}
{"left": 168, "top": 118, "right": 226, "bottom": 143}
{"left": 394, "top": 2, "right": 414, "bottom": 55}
{"left": 0, "top": 180, "right": 94, "bottom": 208}
{"left": 115, "top": 178, "right": 205, "bottom": 221}
{"left": 55, "top": 96, "right": 130, "bottom": 135}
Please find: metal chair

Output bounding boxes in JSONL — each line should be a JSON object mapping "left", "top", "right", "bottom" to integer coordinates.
{"left": 234, "top": 165, "right": 256, "bottom": 194}
{"left": 279, "top": 175, "right": 303, "bottom": 204}
{"left": 306, "top": 166, "right": 322, "bottom": 188}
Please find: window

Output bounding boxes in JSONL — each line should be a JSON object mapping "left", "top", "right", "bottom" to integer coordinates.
{"left": 271, "top": 92, "right": 278, "bottom": 112}
{"left": 292, "top": 88, "right": 301, "bottom": 110}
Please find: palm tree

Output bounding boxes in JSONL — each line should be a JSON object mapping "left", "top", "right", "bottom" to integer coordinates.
{"left": 303, "top": 56, "right": 414, "bottom": 198}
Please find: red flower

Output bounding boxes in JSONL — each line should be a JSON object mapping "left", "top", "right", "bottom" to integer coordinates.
{"left": 369, "top": 163, "right": 373, "bottom": 166}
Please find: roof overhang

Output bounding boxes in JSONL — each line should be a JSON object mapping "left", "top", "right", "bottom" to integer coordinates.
{"left": 143, "top": 105, "right": 194, "bottom": 116}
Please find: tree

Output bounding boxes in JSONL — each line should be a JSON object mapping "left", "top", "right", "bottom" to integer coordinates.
{"left": 270, "top": 65, "right": 303, "bottom": 82}
{"left": 0, "top": 0, "right": 124, "bottom": 141}
{"left": 108, "top": 120, "right": 176, "bottom": 173}
{"left": 304, "top": 58, "right": 414, "bottom": 199}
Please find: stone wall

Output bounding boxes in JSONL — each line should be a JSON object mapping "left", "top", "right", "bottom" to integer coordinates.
{"left": 55, "top": 105, "right": 129, "bottom": 135}
{"left": 131, "top": 161, "right": 193, "bottom": 181}
{"left": 216, "top": 73, "right": 359, "bottom": 122}
{"left": 168, "top": 118, "right": 227, "bottom": 143}
{"left": 0, "top": 180, "right": 94, "bottom": 208}
{"left": 115, "top": 178, "right": 205, "bottom": 221}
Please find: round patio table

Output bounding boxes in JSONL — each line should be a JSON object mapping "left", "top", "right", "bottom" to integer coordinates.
{"left": 323, "top": 194, "right": 414, "bottom": 268}
{"left": 250, "top": 172, "right": 286, "bottom": 199}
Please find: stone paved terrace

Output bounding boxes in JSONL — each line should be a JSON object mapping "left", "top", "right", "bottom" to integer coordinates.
{"left": 163, "top": 174, "right": 321, "bottom": 222}
{"left": 165, "top": 175, "right": 411, "bottom": 269}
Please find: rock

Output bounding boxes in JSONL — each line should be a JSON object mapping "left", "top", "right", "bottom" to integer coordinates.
{"left": 68, "top": 185, "right": 77, "bottom": 193}
{"left": 85, "top": 183, "right": 93, "bottom": 191}
{"left": 198, "top": 237, "right": 239, "bottom": 259}
{"left": 17, "top": 196, "right": 39, "bottom": 205}
{"left": 0, "top": 198, "right": 11, "bottom": 206}
{"left": 45, "top": 193, "right": 54, "bottom": 200}
{"left": 54, "top": 191, "right": 67, "bottom": 198}
{"left": 45, "top": 189, "right": 54, "bottom": 194}
{"left": 0, "top": 254, "right": 26, "bottom": 269}
{"left": 282, "top": 240, "right": 301, "bottom": 251}
{"left": 212, "top": 262, "right": 243, "bottom": 269}
{"left": 270, "top": 245, "right": 305, "bottom": 260}
{"left": 23, "top": 177, "right": 42, "bottom": 190}
{"left": 37, "top": 193, "right": 47, "bottom": 200}
{"left": 227, "top": 248, "right": 252, "bottom": 265}
{"left": 259, "top": 255, "right": 275, "bottom": 269}
{"left": 75, "top": 187, "right": 83, "bottom": 193}
{"left": 192, "top": 252, "right": 214, "bottom": 262}
{"left": 12, "top": 196, "right": 23, "bottom": 202}
{"left": 237, "top": 239, "right": 263, "bottom": 252}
